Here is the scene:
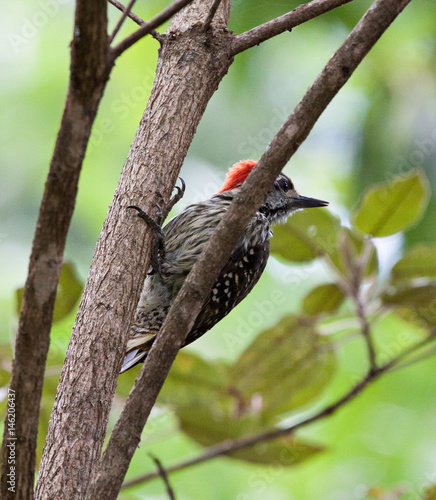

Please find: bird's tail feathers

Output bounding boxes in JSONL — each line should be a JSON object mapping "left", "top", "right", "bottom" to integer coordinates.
{"left": 120, "top": 349, "right": 148, "bottom": 373}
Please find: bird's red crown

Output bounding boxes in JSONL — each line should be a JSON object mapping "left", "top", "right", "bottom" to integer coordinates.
{"left": 217, "top": 160, "right": 258, "bottom": 193}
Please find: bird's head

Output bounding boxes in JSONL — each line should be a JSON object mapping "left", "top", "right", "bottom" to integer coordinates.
{"left": 218, "top": 160, "right": 328, "bottom": 223}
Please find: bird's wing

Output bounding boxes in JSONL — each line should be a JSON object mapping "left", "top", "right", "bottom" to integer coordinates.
{"left": 184, "top": 240, "right": 270, "bottom": 346}
{"left": 161, "top": 200, "right": 229, "bottom": 297}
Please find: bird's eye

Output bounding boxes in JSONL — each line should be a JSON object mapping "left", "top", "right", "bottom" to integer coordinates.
{"left": 277, "top": 177, "right": 293, "bottom": 192}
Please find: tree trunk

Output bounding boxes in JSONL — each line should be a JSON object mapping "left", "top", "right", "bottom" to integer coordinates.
{"left": 0, "top": 1, "right": 109, "bottom": 498}
{"left": 35, "top": 1, "right": 232, "bottom": 498}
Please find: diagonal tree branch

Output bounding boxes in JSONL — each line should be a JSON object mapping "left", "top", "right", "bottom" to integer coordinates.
{"left": 110, "top": 0, "right": 196, "bottom": 59}
{"left": 203, "top": 0, "right": 223, "bottom": 29}
{"left": 0, "top": 2, "right": 109, "bottom": 499}
{"left": 108, "top": 0, "right": 138, "bottom": 43}
{"left": 150, "top": 454, "right": 176, "bottom": 500}
{"left": 108, "top": 0, "right": 146, "bottom": 26}
{"left": 89, "top": 0, "right": 411, "bottom": 496}
{"left": 231, "top": 0, "right": 355, "bottom": 56}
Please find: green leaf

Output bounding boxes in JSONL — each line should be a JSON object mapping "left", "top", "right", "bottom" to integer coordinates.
{"left": 177, "top": 405, "right": 323, "bottom": 465}
{"left": 271, "top": 209, "right": 340, "bottom": 262}
{"left": 15, "top": 261, "right": 83, "bottom": 324}
{"left": 230, "top": 435, "right": 323, "bottom": 466}
{"left": 391, "top": 244, "right": 436, "bottom": 284}
{"left": 302, "top": 284, "right": 345, "bottom": 316}
{"left": 155, "top": 320, "right": 334, "bottom": 461}
{"left": 158, "top": 351, "right": 229, "bottom": 407}
{"left": 52, "top": 261, "right": 83, "bottom": 322}
{"left": 228, "top": 315, "right": 336, "bottom": 419}
{"left": 382, "top": 284, "right": 436, "bottom": 328}
{"left": 353, "top": 170, "right": 430, "bottom": 237}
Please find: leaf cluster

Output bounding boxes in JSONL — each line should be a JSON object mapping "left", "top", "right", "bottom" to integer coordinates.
{"left": 140, "top": 169, "right": 433, "bottom": 467}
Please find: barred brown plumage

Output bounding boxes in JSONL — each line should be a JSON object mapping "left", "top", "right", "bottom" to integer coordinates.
{"left": 121, "top": 160, "right": 328, "bottom": 372}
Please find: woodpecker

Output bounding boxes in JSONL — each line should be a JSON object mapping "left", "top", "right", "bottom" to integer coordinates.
{"left": 121, "top": 160, "right": 328, "bottom": 372}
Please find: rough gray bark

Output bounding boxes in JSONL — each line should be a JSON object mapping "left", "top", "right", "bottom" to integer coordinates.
{"left": 0, "top": 2, "right": 109, "bottom": 499}
{"left": 35, "top": 1, "right": 233, "bottom": 498}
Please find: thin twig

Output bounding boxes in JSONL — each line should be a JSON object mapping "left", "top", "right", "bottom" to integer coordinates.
{"left": 122, "top": 332, "right": 436, "bottom": 489}
{"left": 203, "top": 0, "right": 222, "bottom": 29}
{"left": 108, "top": 0, "right": 145, "bottom": 26}
{"left": 354, "top": 292, "right": 377, "bottom": 369}
{"left": 231, "top": 0, "right": 355, "bottom": 56}
{"left": 108, "top": 0, "right": 164, "bottom": 42}
{"left": 110, "top": 0, "right": 195, "bottom": 59}
{"left": 382, "top": 332, "right": 436, "bottom": 373}
{"left": 150, "top": 454, "right": 176, "bottom": 500}
{"left": 109, "top": 0, "right": 138, "bottom": 44}
{"left": 323, "top": 229, "right": 376, "bottom": 369}
{"left": 340, "top": 235, "right": 377, "bottom": 370}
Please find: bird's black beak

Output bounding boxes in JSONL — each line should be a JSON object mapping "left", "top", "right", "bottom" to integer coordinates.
{"left": 290, "top": 195, "right": 329, "bottom": 209}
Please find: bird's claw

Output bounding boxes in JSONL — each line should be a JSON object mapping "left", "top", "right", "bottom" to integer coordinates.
{"left": 164, "top": 177, "right": 186, "bottom": 218}
{"left": 154, "top": 203, "right": 163, "bottom": 225}
{"left": 128, "top": 205, "right": 165, "bottom": 276}
{"left": 128, "top": 178, "right": 185, "bottom": 276}
{"left": 128, "top": 205, "right": 162, "bottom": 233}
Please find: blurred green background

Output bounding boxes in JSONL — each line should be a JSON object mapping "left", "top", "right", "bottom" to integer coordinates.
{"left": 1, "top": 1, "right": 436, "bottom": 499}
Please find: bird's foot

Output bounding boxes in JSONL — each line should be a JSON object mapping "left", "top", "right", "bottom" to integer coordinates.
{"left": 128, "top": 178, "right": 185, "bottom": 275}
{"left": 128, "top": 204, "right": 164, "bottom": 275}
{"left": 163, "top": 177, "right": 186, "bottom": 220}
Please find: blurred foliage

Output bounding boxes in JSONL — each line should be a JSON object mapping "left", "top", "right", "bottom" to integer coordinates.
{"left": 391, "top": 243, "right": 436, "bottom": 283}
{"left": 364, "top": 484, "right": 408, "bottom": 499}
{"left": 15, "top": 260, "right": 83, "bottom": 323}
{"left": 354, "top": 170, "right": 430, "bottom": 237}
{"left": 158, "top": 314, "right": 335, "bottom": 455}
{"left": 302, "top": 283, "right": 345, "bottom": 316}
{"left": 1, "top": 0, "right": 436, "bottom": 499}
{"left": 271, "top": 209, "right": 340, "bottom": 261}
